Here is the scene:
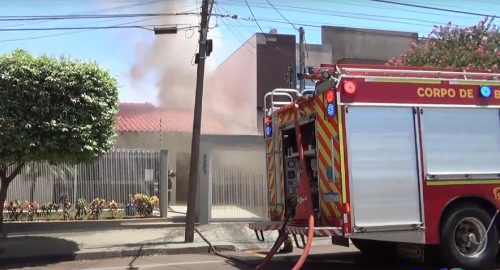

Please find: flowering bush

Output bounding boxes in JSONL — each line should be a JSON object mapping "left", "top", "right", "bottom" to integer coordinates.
{"left": 149, "top": 196, "right": 159, "bottom": 209}
{"left": 89, "top": 198, "right": 106, "bottom": 219}
{"left": 27, "top": 201, "right": 39, "bottom": 221}
{"left": 6, "top": 200, "right": 21, "bottom": 220}
{"left": 75, "top": 198, "right": 88, "bottom": 220}
{"left": 108, "top": 200, "right": 119, "bottom": 218}
{"left": 62, "top": 195, "right": 71, "bottom": 220}
{"left": 131, "top": 193, "right": 154, "bottom": 216}
{"left": 3, "top": 200, "right": 39, "bottom": 221}
{"left": 388, "top": 18, "right": 499, "bottom": 69}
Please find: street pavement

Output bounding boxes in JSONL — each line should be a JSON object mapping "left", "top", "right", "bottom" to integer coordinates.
{"left": 3, "top": 245, "right": 500, "bottom": 270}
{"left": 0, "top": 222, "right": 330, "bottom": 266}
{"left": 1, "top": 221, "right": 499, "bottom": 270}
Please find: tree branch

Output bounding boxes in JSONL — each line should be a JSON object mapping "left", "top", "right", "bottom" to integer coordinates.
{"left": 0, "top": 166, "right": 6, "bottom": 181}
{"left": 6, "top": 162, "right": 25, "bottom": 183}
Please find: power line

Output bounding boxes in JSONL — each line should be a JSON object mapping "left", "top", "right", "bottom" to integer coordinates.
{"left": 0, "top": 12, "right": 198, "bottom": 22}
{"left": 244, "top": 0, "right": 264, "bottom": 33}
{"left": 0, "top": 17, "right": 172, "bottom": 43}
{"left": 265, "top": 0, "right": 298, "bottom": 31}
{"left": 0, "top": 24, "right": 193, "bottom": 32}
{"left": 223, "top": 0, "right": 472, "bottom": 19}
{"left": 0, "top": 0, "right": 164, "bottom": 28}
{"left": 218, "top": 0, "right": 468, "bottom": 28}
{"left": 370, "top": 0, "right": 497, "bottom": 18}
{"left": 215, "top": 4, "right": 256, "bottom": 57}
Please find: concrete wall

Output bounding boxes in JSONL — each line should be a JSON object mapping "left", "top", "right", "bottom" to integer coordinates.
{"left": 296, "top": 43, "right": 333, "bottom": 67}
{"left": 256, "top": 34, "right": 296, "bottom": 110}
{"left": 256, "top": 34, "right": 296, "bottom": 133}
{"left": 321, "top": 26, "right": 418, "bottom": 64}
{"left": 114, "top": 131, "right": 191, "bottom": 203}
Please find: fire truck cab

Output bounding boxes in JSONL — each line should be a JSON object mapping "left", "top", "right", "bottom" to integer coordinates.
{"left": 250, "top": 64, "right": 500, "bottom": 269}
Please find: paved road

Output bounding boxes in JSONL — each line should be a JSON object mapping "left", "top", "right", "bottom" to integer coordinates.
{"left": 2, "top": 245, "right": 500, "bottom": 270}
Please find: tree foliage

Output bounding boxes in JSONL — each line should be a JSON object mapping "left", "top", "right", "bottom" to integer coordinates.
{"left": 388, "top": 18, "right": 500, "bottom": 69}
{"left": 0, "top": 49, "right": 118, "bottom": 233}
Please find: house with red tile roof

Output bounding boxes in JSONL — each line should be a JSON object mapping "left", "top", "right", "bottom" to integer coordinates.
{"left": 114, "top": 102, "right": 229, "bottom": 203}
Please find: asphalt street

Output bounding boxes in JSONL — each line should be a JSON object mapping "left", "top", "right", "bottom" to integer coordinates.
{"left": 2, "top": 245, "right": 500, "bottom": 270}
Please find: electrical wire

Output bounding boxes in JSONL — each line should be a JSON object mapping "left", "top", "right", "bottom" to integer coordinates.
{"left": 0, "top": 0, "right": 166, "bottom": 28}
{"left": 369, "top": 0, "right": 497, "bottom": 18}
{"left": 0, "top": 24, "right": 193, "bottom": 32}
{"left": 0, "top": 12, "right": 198, "bottom": 22}
{"left": 265, "top": 0, "right": 298, "bottom": 31}
{"left": 216, "top": 4, "right": 257, "bottom": 55}
{"left": 219, "top": 1, "right": 467, "bottom": 28}
{"left": 244, "top": 0, "right": 264, "bottom": 34}
{"left": 0, "top": 17, "right": 181, "bottom": 43}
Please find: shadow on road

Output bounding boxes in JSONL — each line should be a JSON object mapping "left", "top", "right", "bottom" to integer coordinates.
{"left": 220, "top": 250, "right": 500, "bottom": 270}
{"left": 0, "top": 236, "right": 79, "bottom": 269}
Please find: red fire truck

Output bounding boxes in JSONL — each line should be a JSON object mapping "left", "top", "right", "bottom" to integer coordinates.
{"left": 250, "top": 64, "right": 500, "bottom": 269}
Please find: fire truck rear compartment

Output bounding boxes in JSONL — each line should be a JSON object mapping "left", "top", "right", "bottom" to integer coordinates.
{"left": 345, "top": 106, "right": 423, "bottom": 231}
{"left": 282, "top": 120, "right": 320, "bottom": 222}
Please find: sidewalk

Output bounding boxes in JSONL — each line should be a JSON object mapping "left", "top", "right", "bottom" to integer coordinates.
{"left": 0, "top": 221, "right": 331, "bottom": 265}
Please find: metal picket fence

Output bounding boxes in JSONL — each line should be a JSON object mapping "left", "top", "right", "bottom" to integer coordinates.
{"left": 6, "top": 149, "right": 161, "bottom": 207}
{"left": 210, "top": 149, "right": 268, "bottom": 220}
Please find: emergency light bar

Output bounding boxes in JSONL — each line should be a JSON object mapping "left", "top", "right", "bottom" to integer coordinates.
{"left": 480, "top": 85, "right": 492, "bottom": 98}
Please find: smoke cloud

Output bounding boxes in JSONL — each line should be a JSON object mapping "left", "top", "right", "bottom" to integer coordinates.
{"left": 129, "top": 2, "right": 198, "bottom": 111}
{"left": 130, "top": 2, "right": 257, "bottom": 134}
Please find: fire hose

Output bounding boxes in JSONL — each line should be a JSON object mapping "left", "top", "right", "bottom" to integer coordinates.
{"left": 197, "top": 102, "right": 315, "bottom": 270}
{"left": 255, "top": 103, "right": 316, "bottom": 270}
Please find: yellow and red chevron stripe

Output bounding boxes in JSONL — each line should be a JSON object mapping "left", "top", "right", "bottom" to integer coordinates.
{"left": 314, "top": 94, "right": 343, "bottom": 227}
{"left": 278, "top": 98, "right": 315, "bottom": 124}
{"left": 266, "top": 138, "right": 277, "bottom": 220}
{"left": 277, "top": 129, "right": 285, "bottom": 220}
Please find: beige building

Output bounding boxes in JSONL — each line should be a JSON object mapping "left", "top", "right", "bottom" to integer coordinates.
{"left": 115, "top": 103, "right": 226, "bottom": 203}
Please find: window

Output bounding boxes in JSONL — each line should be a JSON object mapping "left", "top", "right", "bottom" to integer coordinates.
{"left": 421, "top": 108, "right": 500, "bottom": 176}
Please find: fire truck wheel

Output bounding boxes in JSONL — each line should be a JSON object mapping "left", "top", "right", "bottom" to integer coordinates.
{"left": 440, "top": 205, "right": 499, "bottom": 269}
{"left": 351, "top": 238, "right": 396, "bottom": 257}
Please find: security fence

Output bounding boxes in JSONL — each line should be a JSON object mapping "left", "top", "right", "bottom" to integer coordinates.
{"left": 198, "top": 135, "right": 269, "bottom": 223}
{"left": 6, "top": 149, "right": 161, "bottom": 208}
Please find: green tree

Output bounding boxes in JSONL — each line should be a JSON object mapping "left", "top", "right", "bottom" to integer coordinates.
{"left": 388, "top": 18, "right": 499, "bottom": 69}
{"left": 0, "top": 50, "right": 118, "bottom": 234}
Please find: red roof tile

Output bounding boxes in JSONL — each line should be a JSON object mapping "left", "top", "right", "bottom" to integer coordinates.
{"left": 117, "top": 103, "right": 227, "bottom": 134}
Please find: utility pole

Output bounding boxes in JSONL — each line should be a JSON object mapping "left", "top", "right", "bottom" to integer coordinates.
{"left": 185, "top": 0, "right": 213, "bottom": 243}
{"left": 298, "top": 27, "right": 305, "bottom": 92}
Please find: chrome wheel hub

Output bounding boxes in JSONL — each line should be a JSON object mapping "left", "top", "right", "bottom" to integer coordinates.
{"left": 453, "top": 217, "right": 487, "bottom": 258}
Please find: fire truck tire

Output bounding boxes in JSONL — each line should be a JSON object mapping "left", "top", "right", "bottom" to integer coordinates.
{"left": 351, "top": 238, "right": 396, "bottom": 257}
{"left": 440, "top": 205, "right": 499, "bottom": 270}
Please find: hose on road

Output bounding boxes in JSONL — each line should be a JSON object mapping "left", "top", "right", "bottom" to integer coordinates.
{"left": 194, "top": 214, "right": 292, "bottom": 269}
{"left": 291, "top": 215, "right": 314, "bottom": 270}
{"left": 194, "top": 227, "right": 256, "bottom": 267}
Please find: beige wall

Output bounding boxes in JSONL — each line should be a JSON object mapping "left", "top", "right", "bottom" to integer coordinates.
{"left": 321, "top": 26, "right": 418, "bottom": 64}
{"left": 114, "top": 131, "right": 192, "bottom": 203}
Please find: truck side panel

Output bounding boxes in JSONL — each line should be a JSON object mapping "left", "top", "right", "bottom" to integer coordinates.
{"left": 314, "top": 94, "right": 343, "bottom": 227}
{"left": 419, "top": 107, "right": 500, "bottom": 244}
{"left": 423, "top": 183, "right": 500, "bottom": 244}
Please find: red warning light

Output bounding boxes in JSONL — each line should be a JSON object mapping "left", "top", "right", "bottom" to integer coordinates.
{"left": 325, "top": 90, "right": 335, "bottom": 103}
{"left": 344, "top": 81, "right": 356, "bottom": 94}
{"left": 265, "top": 116, "right": 271, "bottom": 124}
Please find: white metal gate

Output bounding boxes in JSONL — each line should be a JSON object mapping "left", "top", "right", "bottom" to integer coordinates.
{"left": 211, "top": 149, "right": 268, "bottom": 220}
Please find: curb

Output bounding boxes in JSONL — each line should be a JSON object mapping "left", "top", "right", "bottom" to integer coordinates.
{"left": 0, "top": 244, "right": 238, "bottom": 266}
{"left": 4, "top": 219, "right": 186, "bottom": 235}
